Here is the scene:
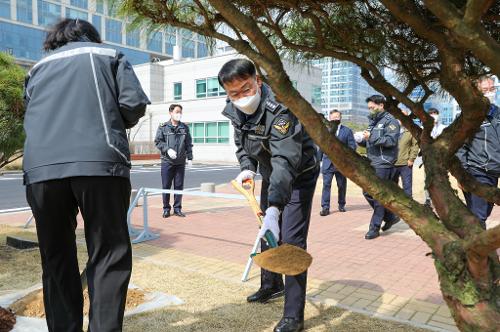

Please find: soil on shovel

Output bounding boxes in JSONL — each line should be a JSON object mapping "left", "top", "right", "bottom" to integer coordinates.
{"left": 9, "top": 288, "right": 145, "bottom": 318}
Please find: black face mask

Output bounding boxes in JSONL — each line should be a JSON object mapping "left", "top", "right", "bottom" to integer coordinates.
{"left": 331, "top": 120, "right": 341, "bottom": 126}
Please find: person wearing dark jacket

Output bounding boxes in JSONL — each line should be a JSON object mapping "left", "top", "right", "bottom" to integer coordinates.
{"left": 319, "top": 110, "right": 356, "bottom": 215}
{"left": 357, "top": 95, "right": 400, "bottom": 240}
{"left": 220, "top": 59, "right": 318, "bottom": 332}
{"left": 23, "top": 19, "right": 149, "bottom": 332}
{"left": 457, "top": 76, "right": 499, "bottom": 229}
{"left": 155, "top": 104, "right": 193, "bottom": 218}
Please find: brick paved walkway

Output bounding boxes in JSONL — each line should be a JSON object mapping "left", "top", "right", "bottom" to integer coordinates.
{"left": 3, "top": 179, "right": 499, "bottom": 331}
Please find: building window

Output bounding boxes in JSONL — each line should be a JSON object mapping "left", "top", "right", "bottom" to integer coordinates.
{"left": 0, "top": 0, "right": 10, "bottom": 19}
{"left": 37, "top": 1, "right": 61, "bottom": 27}
{"left": 0, "top": 21, "right": 45, "bottom": 61}
{"left": 70, "top": 0, "right": 87, "bottom": 9}
{"left": 182, "top": 38, "right": 195, "bottom": 58}
{"left": 147, "top": 31, "right": 162, "bottom": 53}
{"left": 95, "top": 0, "right": 103, "bottom": 13}
{"left": 105, "top": 18, "right": 122, "bottom": 44}
{"left": 16, "top": 0, "right": 32, "bottom": 24}
{"left": 126, "top": 26, "right": 140, "bottom": 48}
{"left": 66, "top": 8, "right": 87, "bottom": 20}
{"left": 197, "top": 42, "right": 207, "bottom": 58}
{"left": 187, "top": 121, "right": 230, "bottom": 144}
{"left": 173, "top": 82, "right": 182, "bottom": 100}
{"left": 165, "top": 33, "right": 175, "bottom": 55}
{"left": 91, "top": 14, "right": 101, "bottom": 34}
{"left": 196, "top": 77, "right": 226, "bottom": 98}
{"left": 311, "top": 85, "right": 321, "bottom": 106}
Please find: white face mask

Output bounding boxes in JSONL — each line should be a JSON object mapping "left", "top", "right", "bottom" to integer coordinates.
{"left": 171, "top": 113, "right": 182, "bottom": 121}
{"left": 233, "top": 89, "right": 261, "bottom": 115}
{"left": 485, "top": 92, "right": 496, "bottom": 104}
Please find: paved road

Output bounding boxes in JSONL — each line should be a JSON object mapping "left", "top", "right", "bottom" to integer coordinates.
{"left": 0, "top": 163, "right": 242, "bottom": 211}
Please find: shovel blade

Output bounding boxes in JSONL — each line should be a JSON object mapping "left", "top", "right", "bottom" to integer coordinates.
{"left": 253, "top": 244, "right": 312, "bottom": 276}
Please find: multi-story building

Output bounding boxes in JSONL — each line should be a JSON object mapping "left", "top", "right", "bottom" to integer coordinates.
{"left": 314, "top": 58, "right": 376, "bottom": 123}
{"left": 131, "top": 52, "right": 322, "bottom": 162}
{"left": 0, "top": 0, "right": 209, "bottom": 67}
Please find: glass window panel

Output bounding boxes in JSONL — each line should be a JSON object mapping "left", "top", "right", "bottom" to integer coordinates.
{"left": 207, "top": 77, "right": 219, "bottom": 97}
{"left": 66, "top": 8, "right": 87, "bottom": 20}
{"left": 205, "top": 122, "right": 217, "bottom": 137}
{"left": 0, "top": 0, "right": 10, "bottom": 19}
{"left": 16, "top": 0, "right": 32, "bottom": 23}
{"left": 92, "top": 15, "right": 101, "bottom": 34}
{"left": 182, "top": 38, "right": 194, "bottom": 58}
{"left": 218, "top": 122, "right": 229, "bottom": 137}
{"left": 206, "top": 138, "right": 217, "bottom": 143}
{"left": 70, "top": 0, "right": 87, "bottom": 9}
{"left": 147, "top": 31, "right": 162, "bottom": 53}
{"left": 193, "top": 138, "right": 204, "bottom": 143}
{"left": 95, "top": 0, "right": 103, "bottom": 13}
{"left": 0, "top": 21, "right": 44, "bottom": 61}
{"left": 126, "top": 26, "right": 140, "bottom": 48}
{"left": 105, "top": 18, "right": 122, "bottom": 44}
{"left": 196, "top": 79, "right": 206, "bottom": 98}
{"left": 37, "top": 1, "right": 61, "bottom": 27}
{"left": 217, "top": 138, "right": 229, "bottom": 144}
{"left": 193, "top": 123, "right": 204, "bottom": 137}
{"left": 173, "top": 82, "right": 182, "bottom": 100}
{"left": 165, "top": 33, "right": 176, "bottom": 55}
{"left": 197, "top": 42, "right": 207, "bottom": 58}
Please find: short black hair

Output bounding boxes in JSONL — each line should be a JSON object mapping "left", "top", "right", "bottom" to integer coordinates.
{"left": 218, "top": 59, "right": 256, "bottom": 86}
{"left": 365, "top": 95, "right": 386, "bottom": 105}
{"left": 43, "top": 18, "right": 101, "bottom": 51}
{"left": 169, "top": 104, "right": 183, "bottom": 112}
{"left": 428, "top": 108, "right": 439, "bottom": 115}
{"left": 329, "top": 109, "right": 341, "bottom": 115}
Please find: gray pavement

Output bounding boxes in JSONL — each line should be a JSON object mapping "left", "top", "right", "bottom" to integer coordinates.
{"left": 0, "top": 163, "right": 242, "bottom": 211}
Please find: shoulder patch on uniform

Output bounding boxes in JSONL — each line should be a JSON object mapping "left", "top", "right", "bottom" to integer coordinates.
{"left": 265, "top": 100, "right": 281, "bottom": 114}
{"left": 160, "top": 122, "right": 166, "bottom": 127}
{"left": 273, "top": 118, "right": 291, "bottom": 135}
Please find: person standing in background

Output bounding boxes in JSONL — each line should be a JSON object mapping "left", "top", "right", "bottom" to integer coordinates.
{"left": 319, "top": 110, "right": 356, "bottom": 215}
{"left": 394, "top": 110, "right": 419, "bottom": 198}
{"left": 155, "top": 104, "right": 193, "bottom": 218}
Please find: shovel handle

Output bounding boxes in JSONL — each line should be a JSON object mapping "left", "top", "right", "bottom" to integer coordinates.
{"left": 231, "top": 179, "right": 278, "bottom": 248}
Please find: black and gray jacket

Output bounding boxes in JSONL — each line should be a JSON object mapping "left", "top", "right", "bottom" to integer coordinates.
{"left": 23, "top": 42, "right": 150, "bottom": 185}
{"left": 154, "top": 120, "right": 193, "bottom": 165}
{"left": 222, "top": 84, "right": 318, "bottom": 210}
{"left": 457, "top": 104, "right": 500, "bottom": 176}
{"left": 359, "top": 111, "right": 400, "bottom": 169}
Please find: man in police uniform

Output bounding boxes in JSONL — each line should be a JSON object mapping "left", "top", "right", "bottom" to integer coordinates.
{"left": 457, "top": 76, "right": 500, "bottom": 229}
{"left": 155, "top": 104, "right": 193, "bottom": 218}
{"left": 356, "top": 95, "right": 400, "bottom": 240}
{"left": 220, "top": 59, "right": 318, "bottom": 332}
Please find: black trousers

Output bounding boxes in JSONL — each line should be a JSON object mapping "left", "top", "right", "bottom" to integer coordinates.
{"left": 259, "top": 167, "right": 319, "bottom": 320}
{"left": 394, "top": 165, "right": 413, "bottom": 198}
{"left": 363, "top": 167, "right": 398, "bottom": 229}
{"left": 26, "top": 176, "right": 132, "bottom": 332}
{"left": 321, "top": 169, "right": 347, "bottom": 210}
{"left": 161, "top": 162, "right": 186, "bottom": 212}
{"left": 463, "top": 169, "right": 498, "bottom": 229}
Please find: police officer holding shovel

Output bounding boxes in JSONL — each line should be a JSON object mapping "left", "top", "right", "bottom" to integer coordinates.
{"left": 220, "top": 59, "right": 319, "bottom": 332}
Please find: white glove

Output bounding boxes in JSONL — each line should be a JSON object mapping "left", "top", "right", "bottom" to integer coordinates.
{"left": 235, "top": 170, "right": 256, "bottom": 186}
{"left": 354, "top": 131, "right": 364, "bottom": 143}
{"left": 187, "top": 160, "right": 193, "bottom": 168}
{"left": 167, "top": 149, "right": 177, "bottom": 159}
{"left": 259, "top": 207, "right": 280, "bottom": 241}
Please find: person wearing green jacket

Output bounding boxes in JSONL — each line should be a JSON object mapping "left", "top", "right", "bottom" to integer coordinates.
{"left": 394, "top": 113, "right": 419, "bottom": 198}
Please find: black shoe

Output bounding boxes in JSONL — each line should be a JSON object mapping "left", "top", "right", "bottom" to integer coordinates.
{"left": 339, "top": 206, "right": 346, "bottom": 212}
{"left": 365, "top": 228, "right": 380, "bottom": 240}
{"left": 382, "top": 217, "right": 400, "bottom": 232}
{"left": 174, "top": 211, "right": 186, "bottom": 217}
{"left": 274, "top": 317, "right": 304, "bottom": 332}
{"left": 246, "top": 288, "right": 284, "bottom": 303}
{"left": 162, "top": 211, "right": 170, "bottom": 218}
{"left": 319, "top": 209, "right": 330, "bottom": 216}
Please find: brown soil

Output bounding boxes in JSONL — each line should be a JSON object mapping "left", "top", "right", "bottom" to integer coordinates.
{"left": 254, "top": 243, "right": 313, "bottom": 276}
{"left": 9, "top": 288, "right": 145, "bottom": 318}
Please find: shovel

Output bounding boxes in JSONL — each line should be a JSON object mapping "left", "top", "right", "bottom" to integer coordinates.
{"left": 231, "top": 179, "right": 312, "bottom": 276}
